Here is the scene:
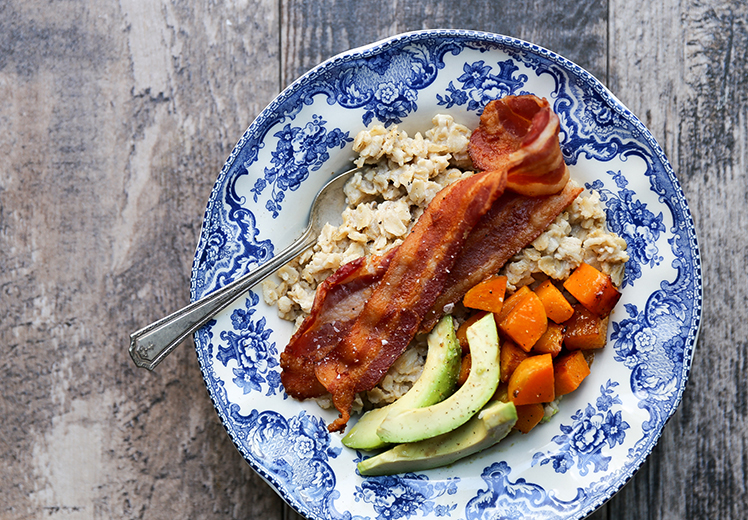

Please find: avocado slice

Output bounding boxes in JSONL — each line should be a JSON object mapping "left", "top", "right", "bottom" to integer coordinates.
{"left": 342, "top": 316, "right": 462, "bottom": 450}
{"left": 357, "top": 399, "right": 517, "bottom": 476}
{"left": 377, "top": 312, "right": 500, "bottom": 443}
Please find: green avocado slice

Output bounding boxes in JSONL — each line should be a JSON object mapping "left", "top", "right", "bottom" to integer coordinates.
{"left": 377, "top": 312, "right": 500, "bottom": 443}
{"left": 342, "top": 316, "right": 462, "bottom": 450}
{"left": 357, "top": 399, "right": 517, "bottom": 476}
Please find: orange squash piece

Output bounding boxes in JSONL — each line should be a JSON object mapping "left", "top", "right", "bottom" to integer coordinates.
{"left": 534, "top": 279, "right": 574, "bottom": 323}
{"left": 563, "top": 263, "right": 621, "bottom": 317}
{"left": 500, "top": 339, "right": 529, "bottom": 383}
{"left": 533, "top": 322, "right": 564, "bottom": 357}
{"left": 497, "top": 291, "right": 548, "bottom": 352}
{"left": 494, "top": 285, "right": 531, "bottom": 324}
{"left": 514, "top": 403, "right": 545, "bottom": 433}
{"left": 463, "top": 275, "right": 507, "bottom": 314}
{"left": 456, "top": 312, "right": 486, "bottom": 354}
{"left": 554, "top": 350, "right": 591, "bottom": 396}
{"left": 457, "top": 352, "right": 471, "bottom": 386}
{"left": 492, "top": 382, "right": 509, "bottom": 402}
{"left": 508, "top": 353, "right": 555, "bottom": 405}
{"left": 564, "top": 304, "right": 609, "bottom": 350}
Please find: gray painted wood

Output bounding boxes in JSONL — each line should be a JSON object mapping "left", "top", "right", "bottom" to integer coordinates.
{"left": 0, "top": 0, "right": 743, "bottom": 518}
{"left": 606, "top": 1, "right": 748, "bottom": 519}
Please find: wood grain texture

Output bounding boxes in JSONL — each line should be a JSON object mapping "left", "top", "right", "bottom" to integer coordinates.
{"left": 280, "top": 0, "right": 608, "bottom": 87}
{"left": 0, "top": 0, "right": 745, "bottom": 518}
{"left": 0, "top": 0, "right": 285, "bottom": 518}
{"left": 608, "top": 1, "right": 748, "bottom": 519}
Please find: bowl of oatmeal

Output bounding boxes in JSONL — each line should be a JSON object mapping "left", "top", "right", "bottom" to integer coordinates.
{"left": 191, "top": 30, "right": 702, "bottom": 520}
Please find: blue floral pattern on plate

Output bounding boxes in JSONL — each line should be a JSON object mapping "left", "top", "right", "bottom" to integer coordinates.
{"left": 190, "top": 30, "right": 701, "bottom": 520}
{"left": 231, "top": 407, "right": 357, "bottom": 520}
{"left": 588, "top": 170, "right": 666, "bottom": 287}
{"left": 249, "top": 115, "right": 352, "bottom": 218}
{"left": 465, "top": 461, "right": 580, "bottom": 519}
{"left": 353, "top": 468, "right": 459, "bottom": 520}
{"left": 531, "top": 381, "right": 630, "bottom": 476}
{"left": 216, "top": 291, "right": 283, "bottom": 397}
{"left": 437, "top": 59, "right": 529, "bottom": 112}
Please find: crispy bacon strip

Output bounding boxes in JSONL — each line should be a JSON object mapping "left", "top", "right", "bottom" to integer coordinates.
{"left": 470, "top": 95, "right": 569, "bottom": 196}
{"left": 315, "top": 168, "right": 508, "bottom": 432}
{"left": 280, "top": 249, "right": 396, "bottom": 399}
{"left": 279, "top": 94, "right": 571, "bottom": 432}
{"left": 419, "top": 181, "right": 584, "bottom": 333}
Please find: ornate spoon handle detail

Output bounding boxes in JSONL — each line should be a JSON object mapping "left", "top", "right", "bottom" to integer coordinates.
{"left": 129, "top": 227, "right": 316, "bottom": 370}
{"left": 129, "top": 166, "right": 358, "bottom": 370}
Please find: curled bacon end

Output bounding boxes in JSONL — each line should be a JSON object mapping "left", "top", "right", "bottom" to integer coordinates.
{"left": 507, "top": 162, "right": 570, "bottom": 197}
{"left": 280, "top": 250, "right": 395, "bottom": 400}
{"left": 316, "top": 168, "right": 508, "bottom": 432}
{"left": 469, "top": 95, "right": 543, "bottom": 170}
{"left": 470, "top": 95, "right": 568, "bottom": 196}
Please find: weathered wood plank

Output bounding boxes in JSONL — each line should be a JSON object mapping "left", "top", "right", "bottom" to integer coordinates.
{"left": 2, "top": 0, "right": 745, "bottom": 517}
{"left": 280, "top": 0, "right": 608, "bottom": 88}
{"left": 0, "top": 0, "right": 284, "bottom": 518}
{"left": 608, "top": 0, "right": 748, "bottom": 519}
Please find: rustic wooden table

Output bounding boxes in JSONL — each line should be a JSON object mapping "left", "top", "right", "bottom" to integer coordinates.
{"left": 1, "top": 1, "right": 744, "bottom": 518}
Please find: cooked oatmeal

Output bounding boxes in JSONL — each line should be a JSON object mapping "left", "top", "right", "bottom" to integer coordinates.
{"left": 262, "top": 115, "right": 474, "bottom": 327}
{"left": 263, "top": 114, "right": 629, "bottom": 409}
{"left": 500, "top": 188, "right": 629, "bottom": 291}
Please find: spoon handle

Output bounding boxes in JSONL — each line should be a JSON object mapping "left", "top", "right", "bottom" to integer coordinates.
{"left": 129, "top": 226, "right": 316, "bottom": 370}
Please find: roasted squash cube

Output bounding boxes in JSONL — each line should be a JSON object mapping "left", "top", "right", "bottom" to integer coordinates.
{"left": 563, "top": 304, "right": 609, "bottom": 350}
{"left": 534, "top": 279, "right": 574, "bottom": 323}
{"left": 514, "top": 403, "right": 545, "bottom": 434}
{"left": 500, "top": 339, "right": 529, "bottom": 383}
{"left": 554, "top": 350, "right": 591, "bottom": 396}
{"left": 493, "top": 285, "right": 531, "bottom": 324}
{"left": 463, "top": 275, "right": 507, "bottom": 314}
{"left": 508, "top": 353, "right": 555, "bottom": 405}
{"left": 563, "top": 262, "right": 621, "bottom": 317}
{"left": 497, "top": 291, "right": 548, "bottom": 352}
{"left": 533, "top": 322, "right": 564, "bottom": 357}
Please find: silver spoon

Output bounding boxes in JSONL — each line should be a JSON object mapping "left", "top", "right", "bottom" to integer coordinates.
{"left": 129, "top": 166, "right": 360, "bottom": 370}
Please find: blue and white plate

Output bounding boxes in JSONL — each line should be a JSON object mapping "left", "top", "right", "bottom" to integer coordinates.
{"left": 191, "top": 30, "right": 701, "bottom": 520}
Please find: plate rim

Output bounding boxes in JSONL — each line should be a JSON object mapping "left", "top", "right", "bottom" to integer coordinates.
{"left": 190, "top": 28, "right": 703, "bottom": 520}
